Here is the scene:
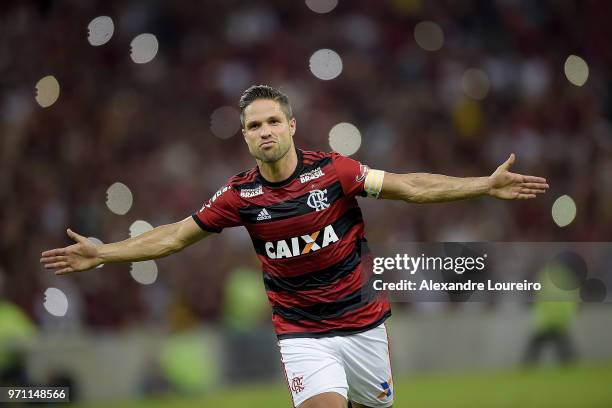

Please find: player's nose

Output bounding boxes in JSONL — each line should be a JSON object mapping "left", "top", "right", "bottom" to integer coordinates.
{"left": 259, "top": 124, "right": 273, "bottom": 138}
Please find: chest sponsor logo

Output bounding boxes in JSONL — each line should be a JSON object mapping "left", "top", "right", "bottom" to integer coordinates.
{"left": 240, "top": 185, "right": 263, "bottom": 198}
{"left": 264, "top": 225, "right": 339, "bottom": 259}
{"left": 300, "top": 167, "right": 325, "bottom": 183}
{"left": 307, "top": 189, "right": 329, "bottom": 211}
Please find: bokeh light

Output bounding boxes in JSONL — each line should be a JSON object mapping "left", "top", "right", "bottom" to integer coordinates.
{"left": 414, "top": 21, "right": 444, "bottom": 51}
{"left": 217, "top": 61, "right": 252, "bottom": 98}
{"left": 551, "top": 195, "right": 577, "bottom": 227}
{"left": 549, "top": 251, "right": 587, "bottom": 290}
{"left": 340, "top": 14, "right": 379, "bottom": 49}
{"left": 309, "top": 49, "right": 343, "bottom": 80}
{"left": 130, "top": 260, "right": 158, "bottom": 285}
{"left": 211, "top": 106, "right": 241, "bottom": 139}
{"left": 106, "top": 182, "right": 133, "bottom": 215}
{"left": 43, "top": 287, "right": 69, "bottom": 317}
{"left": 35, "top": 75, "right": 60, "bottom": 108}
{"left": 564, "top": 55, "right": 589, "bottom": 86}
{"left": 129, "top": 220, "right": 154, "bottom": 238}
{"left": 329, "top": 122, "right": 362, "bottom": 156}
{"left": 130, "top": 33, "right": 159, "bottom": 64}
{"left": 305, "top": 0, "right": 338, "bottom": 14}
{"left": 226, "top": 8, "right": 278, "bottom": 46}
{"left": 87, "top": 16, "right": 114, "bottom": 46}
{"left": 88, "top": 237, "right": 103, "bottom": 246}
{"left": 462, "top": 68, "right": 490, "bottom": 100}
{"left": 162, "top": 143, "right": 196, "bottom": 179}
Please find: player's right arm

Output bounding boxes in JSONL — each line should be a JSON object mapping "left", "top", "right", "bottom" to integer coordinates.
{"left": 40, "top": 217, "right": 210, "bottom": 275}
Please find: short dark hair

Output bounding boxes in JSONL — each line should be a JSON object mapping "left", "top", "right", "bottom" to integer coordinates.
{"left": 239, "top": 85, "right": 293, "bottom": 127}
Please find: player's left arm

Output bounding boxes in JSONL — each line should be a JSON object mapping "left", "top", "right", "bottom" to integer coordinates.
{"left": 378, "top": 153, "right": 549, "bottom": 203}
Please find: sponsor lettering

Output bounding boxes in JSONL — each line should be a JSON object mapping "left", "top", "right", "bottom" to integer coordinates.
{"left": 211, "top": 185, "right": 230, "bottom": 203}
{"left": 300, "top": 167, "right": 325, "bottom": 183}
{"left": 240, "top": 185, "right": 263, "bottom": 198}
{"left": 200, "top": 185, "right": 231, "bottom": 211}
{"left": 264, "top": 225, "right": 339, "bottom": 259}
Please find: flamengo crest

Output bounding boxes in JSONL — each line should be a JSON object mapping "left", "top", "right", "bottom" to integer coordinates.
{"left": 307, "top": 189, "right": 329, "bottom": 211}
{"left": 290, "top": 376, "right": 305, "bottom": 394}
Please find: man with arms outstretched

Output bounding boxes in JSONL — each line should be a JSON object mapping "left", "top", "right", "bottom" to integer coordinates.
{"left": 41, "top": 85, "right": 548, "bottom": 408}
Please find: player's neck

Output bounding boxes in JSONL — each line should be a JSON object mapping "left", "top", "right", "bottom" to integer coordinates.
{"left": 257, "top": 147, "right": 299, "bottom": 183}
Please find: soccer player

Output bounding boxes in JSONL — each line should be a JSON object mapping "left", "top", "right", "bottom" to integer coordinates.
{"left": 41, "top": 85, "right": 548, "bottom": 408}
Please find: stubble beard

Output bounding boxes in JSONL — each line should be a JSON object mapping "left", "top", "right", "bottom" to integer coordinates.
{"left": 253, "top": 139, "right": 292, "bottom": 164}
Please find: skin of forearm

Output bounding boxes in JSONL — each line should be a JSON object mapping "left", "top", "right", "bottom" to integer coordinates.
{"left": 97, "top": 222, "right": 184, "bottom": 264}
{"left": 397, "top": 173, "right": 491, "bottom": 203}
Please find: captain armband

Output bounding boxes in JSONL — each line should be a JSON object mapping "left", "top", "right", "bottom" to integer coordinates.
{"left": 364, "top": 169, "right": 385, "bottom": 199}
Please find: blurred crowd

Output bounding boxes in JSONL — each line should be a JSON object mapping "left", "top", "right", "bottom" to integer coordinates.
{"left": 1, "top": 0, "right": 611, "bottom": 331}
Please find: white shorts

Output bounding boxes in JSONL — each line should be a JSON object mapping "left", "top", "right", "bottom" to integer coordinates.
{"left": 278, "top": 323, "right": 393, "bottom": 408}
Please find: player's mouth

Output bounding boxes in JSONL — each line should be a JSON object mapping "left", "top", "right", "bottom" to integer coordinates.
{"left": 259, "top": 140, "right": 276, "bottom": 148}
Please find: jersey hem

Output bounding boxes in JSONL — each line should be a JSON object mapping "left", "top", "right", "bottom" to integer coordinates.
{"left": 276, "top": 310, "right": 391, "bottom": 340}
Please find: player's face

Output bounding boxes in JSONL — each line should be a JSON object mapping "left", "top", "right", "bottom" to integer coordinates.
{"left": 242, "top": 99, "right": 296, "bottom": 163}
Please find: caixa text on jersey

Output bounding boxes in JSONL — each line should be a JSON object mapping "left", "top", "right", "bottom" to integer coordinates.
{"left": 264, "top": 225, "right": 339, "bottom": 259}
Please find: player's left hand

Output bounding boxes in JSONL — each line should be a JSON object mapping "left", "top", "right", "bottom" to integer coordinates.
{"left": 488, "top": 153, "right": 549, "bottom": 200}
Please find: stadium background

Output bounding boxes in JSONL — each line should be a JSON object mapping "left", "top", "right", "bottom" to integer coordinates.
{"left": 1, "top": 0, "right": 612, "bottom": 406}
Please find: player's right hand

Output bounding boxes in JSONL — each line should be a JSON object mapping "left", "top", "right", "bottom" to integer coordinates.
{"left": 40, "top": 229, "right": 102, "bottom": 275}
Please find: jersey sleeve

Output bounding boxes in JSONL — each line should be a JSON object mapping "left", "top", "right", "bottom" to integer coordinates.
{"left": 192, "top": 184, "right": 243, "bottom": 233}
{"left": 330, "top": 152, "right": 370, "bottom": 198}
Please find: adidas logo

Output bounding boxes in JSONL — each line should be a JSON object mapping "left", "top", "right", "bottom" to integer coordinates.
{"left": 256, "top": 208, "right": 272, "bottom": 221}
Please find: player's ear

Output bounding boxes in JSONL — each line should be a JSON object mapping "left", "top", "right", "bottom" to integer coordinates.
{"left": 289, "top": 117, "right": 296, "bottom": 136}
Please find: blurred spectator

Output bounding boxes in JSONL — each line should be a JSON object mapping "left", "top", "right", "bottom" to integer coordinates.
{"left": 222, "top": 266, "right": 277, "bottom": 383}
{"left": 0, "top": 274, "right": 37, "bottom": 386}
{"left": 523, "top": 261, "right": 579, "bottom": 365}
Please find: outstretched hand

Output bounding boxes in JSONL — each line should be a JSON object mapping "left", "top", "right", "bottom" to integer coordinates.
{"left": 488, "top": 153, "right": 549, "bottom": 200}
{"left": 40, "top": 229, "right": 102, "bottom": 275}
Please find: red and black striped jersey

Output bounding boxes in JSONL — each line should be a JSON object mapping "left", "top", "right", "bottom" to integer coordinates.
{"left": 192, "top": 149, "right": 390, "bottom": 339}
